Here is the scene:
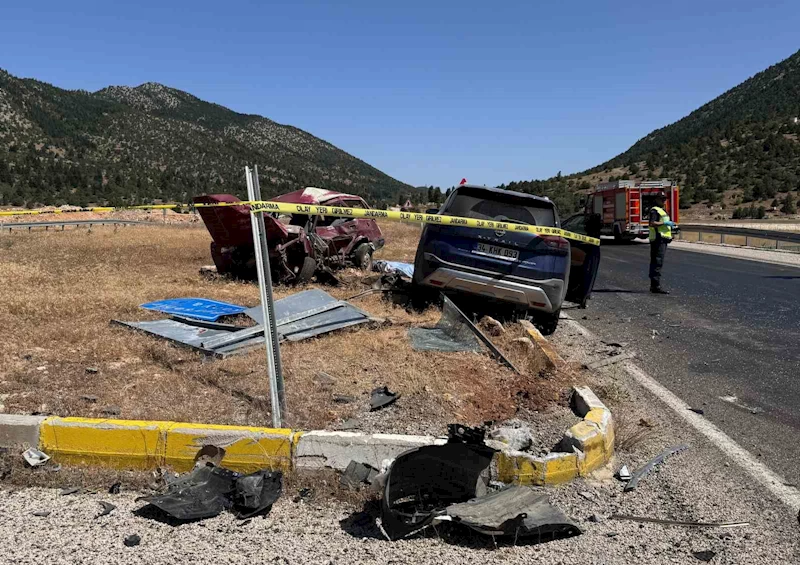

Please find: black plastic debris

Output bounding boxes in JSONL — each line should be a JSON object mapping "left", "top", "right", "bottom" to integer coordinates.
{"left": 443, "top": 486, "right": 581, "bottom": 539}
{"left": 123, "top": 534, "right": 141, "bottom": 547}
{"left": 109, "top": 482, "right": 122, "bottom": 495}
{"left": 380, "top": 426, "right": 496, "bottom": 540}
{"left": 689, "top": 408, "right": 705, "bottom": 415}
{"left": 693, "top": 550, "right": 717, "bottom": 562}
{"left": 293, "top": 487, "right": 313, "bottom": 503}
{"left": 80, "top": 395, "right": 98, "bottom": 403}
{"left": 370, "top": 386, "right": 399, "bottom": 411}
{"left": 136, "top": 464, "right": 282, "bottom": 522}
{"left": 232, "top": 469, "right": 283, "bottom": 519}
{"left": 96, "top": 501, "right": 116, "bottom": 518}
{"left": 32, "top": 510, "right": 51, "bottom": 517}
{"left": 340, "top": 461, "right": 379, "bottom": 489}
{"left": 380, "top": 424, "right": 580, "bottom": 542}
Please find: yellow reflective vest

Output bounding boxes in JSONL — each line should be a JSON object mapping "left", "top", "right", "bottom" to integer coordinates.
{"left": 648, "top": 206, "right": 672, "bottom": 241}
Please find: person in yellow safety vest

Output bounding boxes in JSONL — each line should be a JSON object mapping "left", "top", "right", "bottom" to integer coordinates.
{"left": 648, "top": 192, "right": 677, "bottom": 294}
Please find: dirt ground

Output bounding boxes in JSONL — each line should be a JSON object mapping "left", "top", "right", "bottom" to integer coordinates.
{"left": 0, "top": 220, "right": 576, "bottom": 437}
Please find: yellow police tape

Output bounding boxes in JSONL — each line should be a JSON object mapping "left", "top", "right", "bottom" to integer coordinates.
{"left": 0, "top": 200, "right": 600, "bottom": 245}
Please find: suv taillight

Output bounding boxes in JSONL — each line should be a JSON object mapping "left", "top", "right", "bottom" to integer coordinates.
{"left": 541, "top": 235, "right": 570, "bottom": 250}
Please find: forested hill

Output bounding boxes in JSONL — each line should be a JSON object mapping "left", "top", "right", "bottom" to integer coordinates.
{"left": 501, "top": 49, "right": 800, "bottom": 215}
{"left": 0, "top": 69, "right": 417, "bottom": 208}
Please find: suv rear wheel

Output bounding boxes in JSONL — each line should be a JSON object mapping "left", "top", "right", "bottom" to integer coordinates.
{"left": 531, "top": 308, "right": 560, "bottom": 335}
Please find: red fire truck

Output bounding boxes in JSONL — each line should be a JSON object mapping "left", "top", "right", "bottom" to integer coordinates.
{"left": 586, "top": 179, "right": 680, "bottom": 241}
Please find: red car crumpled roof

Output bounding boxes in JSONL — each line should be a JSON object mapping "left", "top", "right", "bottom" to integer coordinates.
{"left": 271, "top": 187, "right": 362, "bottom": 205}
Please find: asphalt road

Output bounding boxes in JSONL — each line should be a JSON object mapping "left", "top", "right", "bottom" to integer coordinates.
{"left": 575, "top": 241, "right": 800, "bottom": 482}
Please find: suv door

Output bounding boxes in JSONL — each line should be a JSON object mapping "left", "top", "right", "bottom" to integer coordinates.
{"left": 561, "top": 213, "right": 602, "bottom": 307}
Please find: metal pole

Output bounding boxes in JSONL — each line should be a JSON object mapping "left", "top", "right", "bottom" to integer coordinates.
{"left": 245, "top": 166, "right": 282, "bottom": 428}
{"left": 252, "top": 165, "right": 285, "bottom": 417}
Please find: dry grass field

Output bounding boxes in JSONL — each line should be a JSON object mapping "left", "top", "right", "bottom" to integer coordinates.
{"left": 0, "top": 220, "right": 572, "bottom": 434}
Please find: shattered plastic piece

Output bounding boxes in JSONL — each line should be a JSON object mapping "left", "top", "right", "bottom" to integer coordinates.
{"left": 624, "top": 445, "right": 689, "bottom": 491}
{"left": 340, "top": 461, "right": 379, "bottom": 489}
{"left": 293, "top": 487, "right": 313, "bottom": 503}
{"left": 617, "top": 465, "right": 632, "bottom": 481}
{"left": 96, "top": 501, "right": 116, "bottom": 518}
{"left": 336, "top": 418, "right": 360, "bottom": 431}
{"left": 123, "top": 534, "right": 141, "bottom": 547}
{"left": 60, "top": 487, "right": 81, "bottom": 496}
{"left": 444, "top": 486, "right": 581, "bottom": 539}
{"left": 370, "top": 387, "right": 399, "bottom": 411}
{"left": 32, "top": 510, "right": 51, "bottom": 517}
{"left": 109, "top": 482, "right": 122, "bottom": 495}
{"left": 381, "top": 438, "right": 496, "bottom": 540}
{"left": 693, "top": 550, "right": 717, "bottom": 562}
{"left": 232, "top": 470, "right": 282, "bottom": 519}
{"left": 610, "top": 514, "right": 748, "bottom": 528}
{"left": 137, "top": 465, "right": 282, "bottom": 522}
{"left": 137, "top": 465, "right": 239, "bottom": 521}
{"left": 22, "top": 448, "right": 50, "bottom": 467}
{"left": 448, "top": 423, "right": 486, "bottom": 445}
{"left": 689, "top": 407, "right": 705, "bottom": 415}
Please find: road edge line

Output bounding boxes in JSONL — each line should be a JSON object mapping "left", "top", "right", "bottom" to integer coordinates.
{"left": 561, "top": 315, "right": 800, "bottom": 512}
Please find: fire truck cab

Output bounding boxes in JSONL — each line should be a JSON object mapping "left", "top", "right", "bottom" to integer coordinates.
{"left": 586, "top": 179, "right": 679, "bottom": 241}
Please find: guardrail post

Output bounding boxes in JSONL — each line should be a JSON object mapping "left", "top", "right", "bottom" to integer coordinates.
{"left": 720, "top": 233, "right": 725, "bottom": 244}
{"left": 745, "top": 236, "right": 749, "bottom": 247}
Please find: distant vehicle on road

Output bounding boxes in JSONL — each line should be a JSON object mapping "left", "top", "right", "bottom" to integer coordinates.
{"left": 587, "top": 179, "right": 679, "bottom": 241}
{"left": 412, "top": 184, "right": 601, "bottom": 334}
{"left": 195, "top": 188, "right": 384, "bottom": 283}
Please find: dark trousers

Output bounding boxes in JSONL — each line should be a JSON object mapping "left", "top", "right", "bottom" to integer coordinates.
{"left": 649, "top": 239, "right": 668, "bottom": 288}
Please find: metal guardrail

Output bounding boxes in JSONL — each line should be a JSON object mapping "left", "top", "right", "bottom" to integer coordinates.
{"left": 0, "top": 219, "right": 153, "bottom": 231}
{"left": 678, "top": 224, "right": 800, "bottom": 252}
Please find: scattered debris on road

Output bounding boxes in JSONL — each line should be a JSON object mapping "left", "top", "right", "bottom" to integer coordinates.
{"left": 370, "top": 386, "right": 399, "bottom": 411}
{"left": 693, "top": 550, "right": 717, "bottom": 562}
{"left": 585, "top": 352, "right": 636, "bottom": 370}
{"left": 617, "top": 465, "right": 632, "bottom": 482}
{"left": 340, "top": 461, "right": 379, "bottom": 489}
{"left": 136, "top": 464, "right": 282, "bottom": 522}
{"left": 610, "top": 514, "right": 749, "bottom": 528}
{"left": 96, "top": 501, "right": 116, "bottom": 518}
{"left": 624, "top": 445, "right": 689, "bottom": 492}
{"left": 32, "top": 510, "right": 51, "bottom": 517}
{"left": 108, "top": 482, "right": 121, "bottom": 495}
{"left": 22, "top": 448, "right": 50, "bottom": 467}
{"left": 123, "top": 534, "right": 141, "bottom": 547}
{"left": 379, "top": 423, "right": 579, "bottom": 542}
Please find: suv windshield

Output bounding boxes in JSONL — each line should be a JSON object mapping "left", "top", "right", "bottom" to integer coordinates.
{"left": 443, "top": 190, "right": 556, "bottom": 226}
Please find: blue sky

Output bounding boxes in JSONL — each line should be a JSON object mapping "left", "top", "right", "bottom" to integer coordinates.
{"left": 2, "top": 0, "right": 799, "bottom": 189}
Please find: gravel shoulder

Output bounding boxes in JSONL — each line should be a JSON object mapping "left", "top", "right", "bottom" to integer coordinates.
{"left": 1, "top": 319, "right": 798, "bottom": 564}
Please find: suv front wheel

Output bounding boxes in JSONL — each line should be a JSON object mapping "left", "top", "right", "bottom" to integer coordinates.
{"left": 531, "top": 308, "right": 560, "bottom": 335}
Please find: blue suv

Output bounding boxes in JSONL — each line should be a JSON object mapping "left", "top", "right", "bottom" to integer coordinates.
{"left": 412, "top": 184, "right": 600, "bottom": 334}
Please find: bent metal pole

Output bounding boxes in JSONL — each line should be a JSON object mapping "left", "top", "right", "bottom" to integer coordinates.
{"left": 245, "top": 166, "right": 283, "bottom": 428}
{"left": 252, "top": 165, "right": 285, "bottom": 419}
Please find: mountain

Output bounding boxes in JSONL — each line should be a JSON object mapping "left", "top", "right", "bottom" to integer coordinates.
{"left": 502, "top": 49, "right": 800, "bottom": 216}
{"left": 0, "top": 69, "right": 416, "bottom": 208}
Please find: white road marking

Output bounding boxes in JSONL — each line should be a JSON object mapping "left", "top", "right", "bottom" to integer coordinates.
{"left": 562, "top": 316, "right": 800, "bottom": 512}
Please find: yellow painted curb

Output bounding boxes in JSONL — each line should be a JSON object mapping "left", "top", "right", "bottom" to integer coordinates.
{"left": 40, "top": 417, "right": 170, "bottom": 469}
{"left": 39, "top": 417, "right": 295, "bottom": 472}
{"left": 164, "top": 423, "right": 294, "bottom": 473}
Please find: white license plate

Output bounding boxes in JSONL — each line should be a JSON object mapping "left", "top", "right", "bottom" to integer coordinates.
{"left": 473, "top": 243, "right": 520, "bottom": 261}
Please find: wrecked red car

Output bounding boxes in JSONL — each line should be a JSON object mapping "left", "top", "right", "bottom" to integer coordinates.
{"left": 194, "top": 188, "right": 384, "bottom": 283}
